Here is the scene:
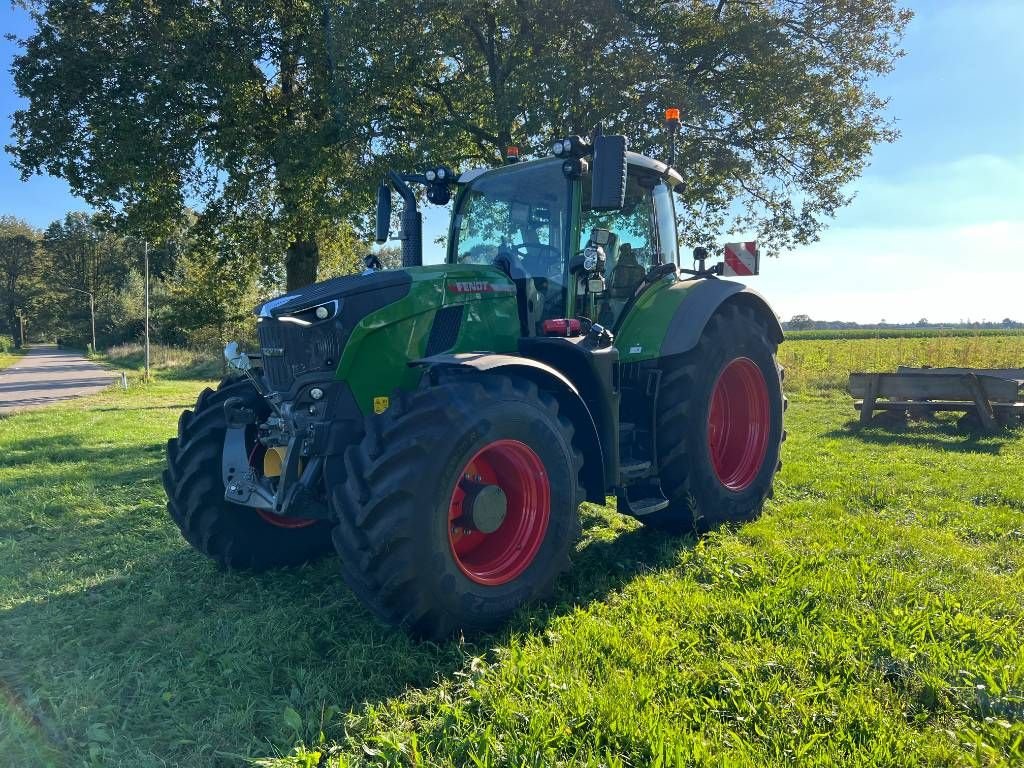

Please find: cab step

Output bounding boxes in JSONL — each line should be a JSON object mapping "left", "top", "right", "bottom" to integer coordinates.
{"left": 623, "top": 497, "right": 669, "bottom": 516}
{"left": 619, "top": 459, "right": 652, "bottom": 479}
{"left": 617, "top": 480, "right": 670, "bottom": 518}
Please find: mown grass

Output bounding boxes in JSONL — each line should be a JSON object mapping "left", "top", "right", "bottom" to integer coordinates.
{"left": 0, "top": 336, "right": 1022, "bottom": 766}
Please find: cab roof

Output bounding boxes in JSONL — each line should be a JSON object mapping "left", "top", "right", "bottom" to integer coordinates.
{"left": 458, "top": 150, "right": 683, "bottom": 188}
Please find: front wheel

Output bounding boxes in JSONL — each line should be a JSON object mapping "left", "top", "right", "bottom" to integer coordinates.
{"left": 645, "top": 302, "right": 785, "bottom": 534}
{"left": 329, "top": 375, "right": 584, "bottom": 638}
{"left": 162, "top": 378, "right": 333, "bottom": 570}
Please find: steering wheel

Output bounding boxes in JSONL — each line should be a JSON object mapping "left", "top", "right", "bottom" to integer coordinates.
{"left": 512, "top": 242, "right": 562, "bottom": 276}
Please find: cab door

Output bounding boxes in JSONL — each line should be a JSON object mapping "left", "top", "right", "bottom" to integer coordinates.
{"left": 577, "top": 165, "right": 678, "bottom": 329}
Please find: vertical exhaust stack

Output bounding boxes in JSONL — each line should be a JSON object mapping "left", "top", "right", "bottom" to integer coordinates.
{"left": 386, "top": 171, "right": 423, "bottom": 268}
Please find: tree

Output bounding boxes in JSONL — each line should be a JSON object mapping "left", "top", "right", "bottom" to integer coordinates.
{"left": 10, "top": 0, "right": 911, "bottom": 291}
{"left": 788, "top": 314, "right": 814, "bottom": 330}
{"left": 393, "top": 0, "right": 912, "bottom": 250}
{"left": 0, "top": 216, "right": 43, "bottom": 346}
{"left": 9, "top": 0, "right": 388, "bottom": 290}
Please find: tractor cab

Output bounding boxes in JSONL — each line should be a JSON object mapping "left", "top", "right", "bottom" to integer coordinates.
{"left": 445, "top": 150, "right": 683, "bottom": 338}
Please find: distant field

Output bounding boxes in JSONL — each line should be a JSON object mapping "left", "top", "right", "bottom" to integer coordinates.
{"left": 0, "top": 334, "right": 1021, "bottom": 766}
{"left": 779, "top": 334, "right": 1024, "bottom": 393}
{"left": 785, "top": 329, "right": 1024, "bottom": 340}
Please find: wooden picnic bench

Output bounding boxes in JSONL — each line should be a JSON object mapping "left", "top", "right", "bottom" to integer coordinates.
{"left": 848, "top": 368, "right": 1024, "bottom": 433}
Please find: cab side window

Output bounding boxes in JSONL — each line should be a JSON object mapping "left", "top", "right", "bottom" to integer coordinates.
{"left": 580, "top": 171, "right": 660, "bottom": 327}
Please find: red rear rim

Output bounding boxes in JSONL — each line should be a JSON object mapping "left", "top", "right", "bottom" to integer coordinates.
{"left": 448, "top": 439, "right": 550, "bottom": 586}
{"left": 707, "top": 357, "right": 771, "bottom": 491}
{"left": 247, "top": 443, "right": 318, "bottom": 529}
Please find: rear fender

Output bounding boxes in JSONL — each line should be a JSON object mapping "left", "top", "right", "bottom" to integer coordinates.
{"left": 659, "top": 281, "right": 783, "bottom": 357}
{"left": 631, "top": 279, "right": 783, "bottom": 359}
{"left": 413, "top": 353, "right": 607, "bottom": 503}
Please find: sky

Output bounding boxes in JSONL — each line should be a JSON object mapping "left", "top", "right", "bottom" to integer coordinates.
{"left": 2, "top": 0, "right": 1022, "bottom": 323}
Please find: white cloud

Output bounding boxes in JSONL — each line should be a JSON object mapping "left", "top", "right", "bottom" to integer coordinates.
{"left": 757, "top": 219, "right": 1024, "bottom": 323}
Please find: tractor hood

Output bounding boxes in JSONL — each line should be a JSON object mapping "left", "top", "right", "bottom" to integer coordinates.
{"left": 252, "top": 264, "right": 519, "bottom": 398}
{"left": 255, "top": 270, "right": 412, "bottom": 319}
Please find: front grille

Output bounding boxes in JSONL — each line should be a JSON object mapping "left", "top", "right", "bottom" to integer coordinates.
{"left": 258, "top": 320, "right": 301, "bottom": 390}
{"left": 258, "top": 318, "right": 343, "bottom": 392}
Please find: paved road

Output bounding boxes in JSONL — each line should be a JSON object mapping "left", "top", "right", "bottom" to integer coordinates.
{"left": 0, "top": 345, "right": 116, "bottom": 416}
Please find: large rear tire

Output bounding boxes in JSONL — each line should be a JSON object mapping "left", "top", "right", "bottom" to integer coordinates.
{"left": 330, "top": 375, "right": 584, "bottom": 638}
{"left": 645, "top": 302, "right": 785, "bottom": 534}
{"left": 162, "top": 378, "right": 333, "bottom": 570}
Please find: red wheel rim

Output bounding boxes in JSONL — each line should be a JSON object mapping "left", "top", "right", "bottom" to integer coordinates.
{"left": 448, "top": 439, "right": 550, "bottom": 586}
{"left": 247, "top": 444, "right": 318, "bottom": 529}
{"left": 707, "top": 357, "right": 771, "bottom": 491}
{"left": 256, "top": 508, "right": 318, "bottom": 529}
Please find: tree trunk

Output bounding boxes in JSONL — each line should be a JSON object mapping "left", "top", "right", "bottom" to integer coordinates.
{"left": 285, "top": 238, "right": 320, "bottom": 291}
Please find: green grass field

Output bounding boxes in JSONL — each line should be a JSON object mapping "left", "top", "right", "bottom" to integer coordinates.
{"left": 1, "top": 336, "right": 1022, "bottom": 766}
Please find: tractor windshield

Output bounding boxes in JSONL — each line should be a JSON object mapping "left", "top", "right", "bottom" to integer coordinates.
{"left": 451, "top": 159, "right": 569, "bottom": 322}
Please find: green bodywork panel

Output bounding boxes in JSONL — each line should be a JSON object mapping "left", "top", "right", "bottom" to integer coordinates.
{"left": 335, "top": 264, "right": 520, "bottom": 414}
{"left": 614, "top": 276, "right": 702, "bottom": 362}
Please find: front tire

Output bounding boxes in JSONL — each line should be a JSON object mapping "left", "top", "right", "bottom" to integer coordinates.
{"left": 646, "top": 302, "right": 785, "bottom": 533}
{"left": 329, "top": 375, "right": 584, "bottom": 638}
{"left": 162, "top": 378, "right": 333, "bottom": 570}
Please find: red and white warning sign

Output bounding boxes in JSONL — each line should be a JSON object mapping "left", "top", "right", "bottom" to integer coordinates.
{"left": 722, "top": 242, "right": 759, "bottom": 277}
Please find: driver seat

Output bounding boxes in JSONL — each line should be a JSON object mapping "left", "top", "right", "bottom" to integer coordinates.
{"left": 608, "top": 244, "right": 645, "bottom": 299}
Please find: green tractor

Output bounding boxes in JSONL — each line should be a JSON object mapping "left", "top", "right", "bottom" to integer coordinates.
{"left": 163, "top": 125, "right": 785, "bottom": 638}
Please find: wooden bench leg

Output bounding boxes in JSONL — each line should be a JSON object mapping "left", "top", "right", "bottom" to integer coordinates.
{"left": 966, "top": 373, "right": 998, "bottom": 434}
{"left": 860, "top": 374, "right": 878, "bottom": 425}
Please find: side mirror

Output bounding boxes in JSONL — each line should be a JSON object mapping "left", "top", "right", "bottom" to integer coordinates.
{"left": 375, "top": 182, "right": 392, "bottom": 244}
{"left": 223, "top": 341, "right": 252, "bottom": 372}
{"left": 590, "top": 134, "right": 627, "bottom": 211}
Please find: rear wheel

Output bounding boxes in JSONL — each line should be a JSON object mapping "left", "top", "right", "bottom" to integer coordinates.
{"left": 329, "top": 375, "right": 583, "bottom": 638}
{"left": 645, "top": 302, "right": 785, "bottom": 533}
{"left": 162, "top": 378, "right": 333, "bottom": 570}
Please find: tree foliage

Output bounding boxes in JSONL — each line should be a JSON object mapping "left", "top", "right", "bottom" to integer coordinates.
{"left": 0, "top": 216, "right": 44, "bottom": 345}
{"left": 9, "top": 0, "right": 911, "bottom": 294}
{"left": 392, "top": 0, "right": 912, "bottom": 252}
{"left": 9, "top": 0, "right": 381, "bottom": 289}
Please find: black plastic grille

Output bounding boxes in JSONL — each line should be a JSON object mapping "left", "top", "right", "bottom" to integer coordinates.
{"left": 424, "top": 305, "right": 464, "bottom": 356}
{"left": 258, "top": 319, "right": 302, "bottom": 390}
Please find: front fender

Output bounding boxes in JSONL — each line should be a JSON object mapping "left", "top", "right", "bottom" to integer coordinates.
{"left": 412, "top": 352, "right": 606, "bottom": 503}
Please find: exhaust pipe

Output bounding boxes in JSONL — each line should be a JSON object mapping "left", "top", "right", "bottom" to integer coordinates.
{"left": 386, "top": 171, "right": 423, "bottom": 268}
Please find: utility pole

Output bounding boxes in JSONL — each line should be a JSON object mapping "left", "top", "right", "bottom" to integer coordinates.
{"left": 144, "top": 239, "right": 151, "bottom": 381}
{"left": 14, "top": 308, "right": 25, "bottom": 348}
{"left": 89, "top": 292, "right": 96, "bottom": 353}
